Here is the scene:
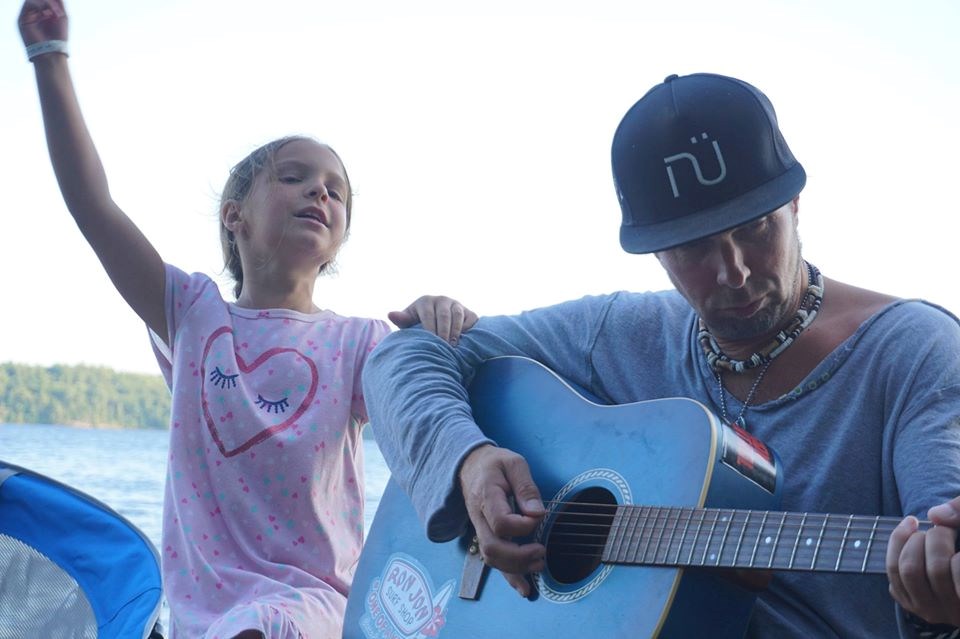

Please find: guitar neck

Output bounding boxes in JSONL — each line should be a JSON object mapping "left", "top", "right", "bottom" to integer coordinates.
{"left": 600, "top": 505, "right": 924, "bottom": 574}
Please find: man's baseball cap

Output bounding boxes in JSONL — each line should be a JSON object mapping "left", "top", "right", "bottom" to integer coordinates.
{"left": 613, "top": 73, "right": 806, "bottom": 254}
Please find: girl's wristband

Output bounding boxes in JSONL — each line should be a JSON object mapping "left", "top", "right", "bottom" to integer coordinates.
{"left": 26, "top": 40, "right": 68, "bottom": 62}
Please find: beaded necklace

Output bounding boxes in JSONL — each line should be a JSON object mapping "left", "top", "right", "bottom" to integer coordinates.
{"left": 702, "top": 262, "right": 824, "bottom": 428}
{"left": 699, "top": 262, "right": 824, "bottom": 374}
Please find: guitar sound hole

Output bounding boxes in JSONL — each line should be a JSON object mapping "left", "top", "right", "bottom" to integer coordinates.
{"left": 545, "top": 486, "right": 616, "bottom": 584}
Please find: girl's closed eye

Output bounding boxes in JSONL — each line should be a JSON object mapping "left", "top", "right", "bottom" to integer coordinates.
{"left": 255, "top": 394, "right": 290, "bottom": 414}
{"left": 210, "top": 367, "right": 238, "bottom": 389}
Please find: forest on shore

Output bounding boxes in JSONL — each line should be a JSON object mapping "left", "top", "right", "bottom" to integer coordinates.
{"left": 0, "top": 362, "right": 170, "bottom": 429}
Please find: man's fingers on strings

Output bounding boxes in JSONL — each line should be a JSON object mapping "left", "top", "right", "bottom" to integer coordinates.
{"left": 488, "top": 509, "right": 544, "bottom": 539}
{"left": 928, "top": 496, "right": 960, "bottom": 527}
{"left": 886, "top": 516, "right": 916, "bottom": 607}
{"left": 500, "top": 455, "right": 545, "bottom": 519}
{"left": 899, "top": 529, "right": 936, "bottom": 611}
{"left": 477, "top": 532, "right": 545, "bottom": 576}
{"left": 924, "top": 526, "right": 960, "bottom": 621}
{"left": 468, "top": 488, "right": 546, "bottom": 579}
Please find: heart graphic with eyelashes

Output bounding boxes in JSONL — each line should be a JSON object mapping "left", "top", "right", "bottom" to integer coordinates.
{"left": 201, "top": 326, "right": 319, "bottom": 457}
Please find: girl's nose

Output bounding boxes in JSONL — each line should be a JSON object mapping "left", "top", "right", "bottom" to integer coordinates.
{"left": 306, "top": 182, "right": 328, "bottom": 201}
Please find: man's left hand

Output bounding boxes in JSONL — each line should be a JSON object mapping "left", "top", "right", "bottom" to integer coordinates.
{"left": 886, "top": 496, "right": 960, "bottom": 627}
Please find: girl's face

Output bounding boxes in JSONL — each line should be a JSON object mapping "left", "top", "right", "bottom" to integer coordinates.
{"left": 229, "top": 139, "right": 350, "bottom": 274}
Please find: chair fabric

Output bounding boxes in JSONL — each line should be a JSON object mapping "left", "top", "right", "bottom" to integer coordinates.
{"left": 0, "top": 461, "right": 163, "bottom": 639}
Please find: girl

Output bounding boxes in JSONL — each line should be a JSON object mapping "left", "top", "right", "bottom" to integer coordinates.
{"left": 18, "top": 2, "right": 477, "bottom": 638}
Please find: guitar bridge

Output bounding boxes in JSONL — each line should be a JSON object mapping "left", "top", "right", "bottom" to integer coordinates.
{"left": 458, "top": 534, "right": 489, "bottom": 600}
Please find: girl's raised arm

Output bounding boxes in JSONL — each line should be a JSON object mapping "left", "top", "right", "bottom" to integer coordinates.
{"left": 19, "top": 0, "right": 167, "bottom": 339}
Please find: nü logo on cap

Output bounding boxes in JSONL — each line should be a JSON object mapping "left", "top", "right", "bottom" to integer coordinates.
{"left": 612, "top": 73, "right": 806, "bottom": 254}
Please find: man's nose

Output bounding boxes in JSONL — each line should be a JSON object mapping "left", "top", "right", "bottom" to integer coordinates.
{"left": 711, "top": 238, "right": 750, "bottom": 288}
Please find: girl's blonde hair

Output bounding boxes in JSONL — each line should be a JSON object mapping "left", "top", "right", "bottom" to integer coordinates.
{"left": 218, "top": 135, "right": 353, "bottom": 298}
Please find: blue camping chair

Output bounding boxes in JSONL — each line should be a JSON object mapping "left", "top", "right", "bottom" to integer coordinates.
{"left": 0, "top": 460, "right": 163, "bottom": 639}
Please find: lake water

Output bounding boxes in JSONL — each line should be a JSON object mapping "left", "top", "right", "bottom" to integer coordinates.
{"left": 0, "top": 422, "right": 392, "bottom": 633}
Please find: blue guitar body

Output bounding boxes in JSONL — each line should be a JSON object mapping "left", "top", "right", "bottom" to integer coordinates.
{"left": 345, "top": 356, "right": 783, "bottom": 638}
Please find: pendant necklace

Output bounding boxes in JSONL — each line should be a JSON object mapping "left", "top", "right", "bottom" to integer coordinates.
{"left": 716, "top": 360, "right": 772, "bottom": 428}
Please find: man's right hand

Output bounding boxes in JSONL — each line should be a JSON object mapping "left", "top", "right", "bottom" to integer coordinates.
{"left": 459, "top": 444, "right": 547, "bottom": 597}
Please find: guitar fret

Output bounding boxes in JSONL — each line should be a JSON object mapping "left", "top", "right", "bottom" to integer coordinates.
{"left": 661, "top": 507, "right": 680, "bottom": 566}
{"left": 835, "top": 514, "right": 854, "bottom": 572}
{"left": 639, "top": 507, "right": 659, "bottom": 564}
{"left": 700, "top": 510, "right": 721, "bottom": 565}
{"left": 608, "top": 505, "right": 634, "bottom": 563}
{"left": 862, "top": 516, "right": 880, "bottom": 573}
{"left": 622, "top": 506, "right": 640, "bottom": 563}
{"left": 788, "top": 513, "right": 808, "bottom": 569}
{"left": 673, "top": 508, "right": 692, "bottom": 565}
{"left": 624, "top": 506, "right": 646, "bottom": 564}
{"left": 649, "top": 507, "right": 671, "bottom": 565}
{"left": 716, "top": 509, "right": 735, "bottom": 566}
{"left": 750, "top": 511, "right": 770, "bottom": 568}
{"left": 733, "top": 511, "right": 750, "bottom": 568}
{"left": 769, "top": 512, "right": 788, "bottom": 569}
{"left": 612, "top": 505, "right": 631, "bottom": 563}
{"left": 810, "top": 514, "right": 829, "bottom": 570}
{"left": 603, "top": 506, "right": 618, "bottom": 563}
{"left": 642, "top": 506, "right": 663, "bottom": 565}
{"left": 637, "top": 506, "right": 657, "bottom": 564}
{"left": 686, "top": 509, "right": 707, "bottom": 566}
{"left": 630, "top": 506, "right": 652, "bottom": 564}
{"left": 602, "top": 506, "right": 628, "bottom": 563}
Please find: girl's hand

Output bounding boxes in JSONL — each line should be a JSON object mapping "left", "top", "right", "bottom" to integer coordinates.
{"left": 18, "top": 0, "right": 68, "bottom": 47}
{"left": 388, "top": 296, "right": 478, "bottom": 345}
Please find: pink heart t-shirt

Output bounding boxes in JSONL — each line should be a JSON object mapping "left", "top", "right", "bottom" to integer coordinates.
{"left": 150, "top": 264, "right": 389, "bottom": 638}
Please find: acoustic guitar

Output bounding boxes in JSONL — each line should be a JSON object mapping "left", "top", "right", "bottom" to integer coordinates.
{"left": 345, "top": 356, "right": 910, "bottom": 638}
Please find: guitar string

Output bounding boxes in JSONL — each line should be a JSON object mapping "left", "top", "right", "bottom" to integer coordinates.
{"left": 520, "top": 502, "right": 915, "bottom": 571}
{"left": 531, "top": 523, "right": 895, "bottom": 569}
{"left": 535, "top": 501, "right": 926, "bottom": 533}
{"left": 541, "top": 529, "right": 899, "bottom": 548}
{"left": 542, "top": 544, "right": 890, "bottom": 569}
{"left": 540, "top": 549, "right": 891, "bottom": 571}
{"left": 542, "top": 515, "right": 910, "bottom": 537}
{"left": 539, "top": 501, "right": 926, "bottom": 523}
{"left": 541, "top": 523, "right": 906, "bottom": 545}
{"left": 528, "top": 507, "right": 915, "bottom": 562}
{"left": 537, "top": 538, "right": 893, "bottom": 564}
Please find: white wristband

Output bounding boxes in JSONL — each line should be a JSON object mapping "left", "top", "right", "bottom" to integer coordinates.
{"left": 26, "top": 40, "right": 68, "bottom": 61}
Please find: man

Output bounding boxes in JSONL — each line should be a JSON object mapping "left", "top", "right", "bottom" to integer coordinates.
{"left": 362, "top": 73, "right": 960, "bottom": 636}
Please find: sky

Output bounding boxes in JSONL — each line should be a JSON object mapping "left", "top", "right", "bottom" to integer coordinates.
{"left": 1, "top": 0, "right": 958, "bottom": 375}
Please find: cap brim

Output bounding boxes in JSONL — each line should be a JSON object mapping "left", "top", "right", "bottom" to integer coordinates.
{"left": 619, "top": 163, "right": 807, "bottom": 254}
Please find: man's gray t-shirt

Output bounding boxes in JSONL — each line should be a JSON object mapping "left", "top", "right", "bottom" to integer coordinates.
{"left": 363, "top": 291, "right": 960, "bottom": 637}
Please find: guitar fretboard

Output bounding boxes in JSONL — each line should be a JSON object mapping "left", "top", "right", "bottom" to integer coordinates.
{"left": 599, "top": 506, "right": 924, "bottom": 574}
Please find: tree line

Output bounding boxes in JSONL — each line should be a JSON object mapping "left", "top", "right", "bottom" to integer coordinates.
{"left": 0, "top": 362, "right": 170, "bottom": 429}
